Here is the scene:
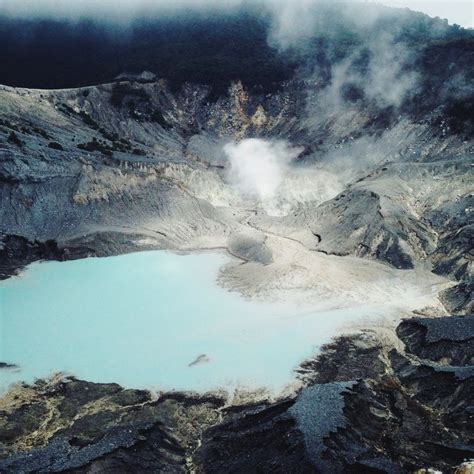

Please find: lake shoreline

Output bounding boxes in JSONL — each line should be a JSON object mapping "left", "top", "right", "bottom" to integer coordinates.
{"left": 1, "top": 314, "right": 472, "bottom": 472}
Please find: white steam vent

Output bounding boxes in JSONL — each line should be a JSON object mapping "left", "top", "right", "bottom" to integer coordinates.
{"left": 224, "top": 138, "right": 343, "bottom": 216}
{"left": 224, "top": 138, "right": 302, "bottom": 202}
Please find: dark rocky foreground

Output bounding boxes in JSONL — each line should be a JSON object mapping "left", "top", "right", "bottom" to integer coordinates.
{"left": 1, "top": 314, "right": 472, "bottom": 473}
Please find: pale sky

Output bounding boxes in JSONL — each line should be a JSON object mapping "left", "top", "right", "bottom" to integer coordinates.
{"left": 0, "top": 0, "right": 472, "bottom": 29}
{"left": 375, "top": 1, "right": 473, "bottom": 28}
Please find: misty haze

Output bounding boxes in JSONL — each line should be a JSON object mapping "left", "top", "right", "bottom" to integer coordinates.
{"left": 0, "top": 1, "right": 473, "bottom": 473}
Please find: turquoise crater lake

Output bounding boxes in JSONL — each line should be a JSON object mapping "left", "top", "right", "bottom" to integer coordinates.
{"left": 0, "top": 251, "right": 403, "bottom": 393}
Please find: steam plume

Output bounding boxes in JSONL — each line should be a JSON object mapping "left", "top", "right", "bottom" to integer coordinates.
{"left": 223, "top": 138, "right": 344, "bottom": 216}
{"left": 224, "top": 139, "right": 303, "bottom": 203}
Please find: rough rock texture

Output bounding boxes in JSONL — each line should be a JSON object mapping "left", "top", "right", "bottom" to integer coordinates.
{"left": 396, "top": 316, "right": 474, "bottom": 366}
{"left": 0, "top": 79, "right": 472, "bottom": 312}
{"left": 1, "top": 315, "right": 472, "bottom": 473}
{"left": 0, "top": 73, "right": 474, "bottom": 313}
{"left": 0, "top": 234, "right": 91, "bottom": 279}
{"left": 195, "top": 315, "right": 474, "bottom": 473}
{"left": 0, "top": 28, "right": 473, "bottom": 473}
{"left": 0, "top": 376, "right": 225, "bottom": 473}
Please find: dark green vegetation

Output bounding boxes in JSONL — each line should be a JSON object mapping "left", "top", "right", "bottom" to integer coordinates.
{"left": 7, "top": 131, "right": 22, "bottom": 147}
{"left": 58, "top": 104, "right": 101, "bottom": 130}
{"left": 76, "top": 136, "right": 146, "bottom": 157}
{"left": 0, "top": 119, "right": 51, "bottom": 142}
{"left": 0, "top": 5, "right": 472, "bottom": 131}
{"left": 1, "top": 5, "right": 468, "bottom": 92}
{"left": 0, "top": 10, "right": 295, "bottom": 97}
{"left": 412, "top": 38, "right": 474, "bottom": 138}
{"left": 148, "top": 109, "right": 171, "bottom": 129}
{"left": 109, "top": 83, "right": 171, "bottom": 128}
{"left": 77, "top": 137, "right": 114, "bottom": 157}
{"left": 110, "top": 83, "right": 150, "bottom": 107}
{"left": 47, "top": 141, "right": 64, "bottom": 151}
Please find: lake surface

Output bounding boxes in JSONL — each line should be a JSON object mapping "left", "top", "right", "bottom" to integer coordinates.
{"left": 0, "top": 251, "right": 396, "bottom": 393}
